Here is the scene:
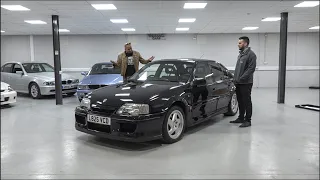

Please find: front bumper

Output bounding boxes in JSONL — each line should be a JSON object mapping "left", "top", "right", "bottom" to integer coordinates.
{"left": 40, "top": 84, "right": 78, "bottom": 95}
{"left": 75, "top": 106, "right": 165, "bottom": 142}
{"left": 1, "top": 91, "right": 17, "bottom": 105}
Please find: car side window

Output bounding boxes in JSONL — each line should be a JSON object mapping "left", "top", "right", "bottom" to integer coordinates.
{"left": 194, "top": 62, "right": 213, "bottom": 84}
{"left": 209, "top": 62, "right": 224, "bottom": 82}
{"left": 1, "top": 64, "right": 13, "bottom": 73}
{"left": 13, "top": 64, "right": 23, "bottom": 73}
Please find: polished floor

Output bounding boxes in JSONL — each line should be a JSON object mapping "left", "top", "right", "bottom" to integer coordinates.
{"left": 1, "top": 88, "right": 319, "bottom": 179}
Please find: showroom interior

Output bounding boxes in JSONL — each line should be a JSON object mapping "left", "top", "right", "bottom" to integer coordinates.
{"left": 1, "top": 0, "right": 319, "bottom": 179}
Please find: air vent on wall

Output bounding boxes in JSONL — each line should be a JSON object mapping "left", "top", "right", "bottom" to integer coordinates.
{"left": 147, "top": 34, "right": 166, "bottom": 40}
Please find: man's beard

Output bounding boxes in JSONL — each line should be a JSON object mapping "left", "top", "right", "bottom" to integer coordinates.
{"left": 125, "top": 51, "right": 133, "bottom": 56}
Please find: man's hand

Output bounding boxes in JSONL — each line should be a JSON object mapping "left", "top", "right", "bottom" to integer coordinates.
{"left": 148, "top": 56, "right": 155, "bottom": 62}
{"left": 110, "top": 60, "right": 116, "bottom": 64}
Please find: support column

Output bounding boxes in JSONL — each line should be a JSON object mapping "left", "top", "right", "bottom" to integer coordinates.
{"left": 52, "top": 15, "right": 63, "bottom": 105}
{"left": 29, "top": 35, "right": 34, "bottom": 62}
{"left": 277, "top": 12, "right": 288, "bottom": 104}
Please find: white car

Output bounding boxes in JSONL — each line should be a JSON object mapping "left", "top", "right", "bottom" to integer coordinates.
{"left": 1, "top": 82, "right": 17, "bottom": 105}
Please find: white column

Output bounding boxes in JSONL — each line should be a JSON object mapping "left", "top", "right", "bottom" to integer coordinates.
{"left": 29, "top": 35, "right": 35, "bottom": 62}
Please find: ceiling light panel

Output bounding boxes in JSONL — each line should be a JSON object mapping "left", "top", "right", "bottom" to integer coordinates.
{"left": 176, "top": 28, "right": 189, "bottom": 31}
{"left": 294, "top": 1, "right": 319, "bottom": 7}
{"left": 242, "top": 27, "right": 259, "bottom": 30}
{"left": 1, "top": 30, "right": 5, "bottom": 33}
{"left": 179, "top": 18, "right": 196, "bottom": 23}
{"left": 184, "top": 3, "right": 207, "bottom": 9}
{"left": 25, "top": 20, "right": 47, "bottom": 24}
{"left": 309, "top": 26, "right": 319, "bottom": 29}
{"left": 110, "top": 19, "right": 128, "bottom": 23}
{"left": 91, "top": 4, "right": 117, "bottom": 10}
{"left": 59, "top": 29, "right": 70, "bottom": 32}
{"left": 1, "top": 5, "right": 30, "bottom": 11}
{"left": 262, "top": 17, "right": 281, "bottom": 22}
{"left": 122, "top": 28, "right": 135, "bottom": 31}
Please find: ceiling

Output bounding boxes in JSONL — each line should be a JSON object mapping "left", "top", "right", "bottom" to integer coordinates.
{"left": 1, "top": 1, "right": 319, "bottom": 35}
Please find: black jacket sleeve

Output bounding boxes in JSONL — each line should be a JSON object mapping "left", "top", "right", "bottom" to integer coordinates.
{"left": 239, "top": 53, "right": 256, "bottom": 81}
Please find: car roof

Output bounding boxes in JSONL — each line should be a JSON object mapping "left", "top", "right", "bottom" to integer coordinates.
{"left": 156, "top": 58, "right": 218, "bottom": 63}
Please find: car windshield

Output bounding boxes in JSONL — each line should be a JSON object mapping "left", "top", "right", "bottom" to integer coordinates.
{"left": 129, "top": 61, "right": 195, "bottom": 83}
{"left": 22, "top": 63, "right": 54, "bottom": 73}
{"left": 89, "top": 64, "right": 120, "bottom": 75}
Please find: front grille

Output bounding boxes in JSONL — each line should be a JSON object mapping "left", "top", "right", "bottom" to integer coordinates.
{"left": 1, "top": 97, "right": 9, "bottom": 102}
{"left": 50, "top": 87, "right": 77, "bottom": 92}
{"left": 87, "top": 122, "right": 111, "bottom": 133}
{"left": 62, "top": 79, "right": 75, "bottom": 85}
{"left": 91, "top": 105, "right": 116, "bottom": 116}
{"left": 0, "top": 90, "right": 5, "bottom": 92}
{"left": 89, "top": 85, "right": 108, "bottom": 90}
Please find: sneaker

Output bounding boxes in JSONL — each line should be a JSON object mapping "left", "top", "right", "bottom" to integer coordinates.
{"left": 239, "top": 121, "right": 251, "bottom": 128}
{"left": 230, "top": 118, "right": 244, "bottom": 123}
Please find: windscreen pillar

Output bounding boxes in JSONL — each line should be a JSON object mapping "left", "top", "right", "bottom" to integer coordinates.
{"left": 277, "top": 12, "right": 288, "bottom": 104}
{"left": 52, "top": 15, "right": 63, "bottom": 105}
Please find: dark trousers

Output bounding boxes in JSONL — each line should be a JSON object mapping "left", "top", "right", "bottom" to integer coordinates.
{"left": 235, "top": 83, "right": 253, "bottom": 121}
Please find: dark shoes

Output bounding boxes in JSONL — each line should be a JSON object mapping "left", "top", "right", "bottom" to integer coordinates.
{"left": 229, "top": 118, "right": 244, "bottom": 123}
{"left": 239, "top": 121, "right": 251, "bottom": 128}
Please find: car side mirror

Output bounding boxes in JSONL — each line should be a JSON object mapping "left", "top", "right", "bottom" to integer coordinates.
{"left": 81, "top": 72, "right": 88, "bottom": 76}
{"left": 193, "top": 78, "right": 206, "bottom": 86}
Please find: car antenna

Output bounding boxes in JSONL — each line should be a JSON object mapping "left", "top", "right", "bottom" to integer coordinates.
{"left": 199, "top": 54, "right": 204, "bottom": 59}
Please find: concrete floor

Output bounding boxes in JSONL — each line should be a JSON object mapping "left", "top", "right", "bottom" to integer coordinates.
{"left": 1, "top": 88, "right": 319, "bottom": 179}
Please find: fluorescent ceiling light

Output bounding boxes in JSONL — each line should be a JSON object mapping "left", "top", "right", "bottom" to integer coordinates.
{"left": 110, "top": 19, "right": 128, "bottom": 23}
{"left": 242, "top": 27, "right": 259, "bottom": 30}
{"left": 184, "top": 3, "right": 207, "bottom": 9}
{"left": 122, "top": 28, "right": 135, "bottom": 31}
{"left": 1, "top": 5, "right": 30, "bottom": 11}
{"left": 309, "top": 26, "right": 319, "bottom": 30}
{"left": 25, "top": 20, "right": 47, "bottom": 24}
{"left": 1, "top": 30, "right": 5, "bottom": 33}
{"left": 176, "top": 27, "right": 189, "bottom": 31}
{"left": 294, "top": 1, "right": 319, "bottom": 7}
{"left": 91, "top": 4, "right": 117, "bottom": 10}
{"left": 262, "top": 17, "right": 281, "bottom": 22}
{"left": 59, "top": 29, "right": 70, "bottom": 32}
{"left": 179, "top": 18, "right": 196, "bottom": 23}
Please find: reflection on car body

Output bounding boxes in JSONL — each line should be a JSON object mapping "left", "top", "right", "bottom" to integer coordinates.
{"left": 75, "top": 58, "right": 238, "bottom": 144}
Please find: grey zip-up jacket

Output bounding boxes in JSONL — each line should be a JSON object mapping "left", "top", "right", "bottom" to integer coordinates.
{"left": 234, "top": 47, "right": 257, "bottom": 84}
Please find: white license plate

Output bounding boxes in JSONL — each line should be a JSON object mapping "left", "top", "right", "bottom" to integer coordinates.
{"left": 63, "top": 85, "right": 73, "bottom": 89}
{"left": 87, "top": 114, "right": 111, "bottom": 125}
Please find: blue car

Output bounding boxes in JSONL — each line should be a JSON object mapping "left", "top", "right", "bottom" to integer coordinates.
{"left": 77, "top": 62, "right": 122, "bottom": 102}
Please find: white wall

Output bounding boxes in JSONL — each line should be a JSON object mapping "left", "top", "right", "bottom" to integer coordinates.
{"left": 1, "top": 32, "right": 319, "bottom": 87}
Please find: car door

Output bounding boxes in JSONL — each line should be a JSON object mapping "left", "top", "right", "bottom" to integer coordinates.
{"left": 1, "top": 63, "right": 14, "bottom": 84}
{"left": 11, "top": 63, "right": 27, "bottom": 92}
{"left": 191, "top": 62, "right": 217, "bottom": 121}
{"left": 208, "top": 62, "right": 230, "bottom": 110}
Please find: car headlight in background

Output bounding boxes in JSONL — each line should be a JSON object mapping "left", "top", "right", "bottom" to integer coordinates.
{"left": 80, "top": 98, "right": 91, "bottom": 109}
{"left": 43, "top": 81, "right": 55, "bottom": 86}
{"left": 117, "top": 103, "right": 149, "bottom": 116}
{"left": 78, "top": 85, "right": 89, "bottom": 90}
{"left": 8, "top": 86, "right": 14, "bottom": 92}
{"left": 73, "top": 79, "right": 79, "bottom": 83}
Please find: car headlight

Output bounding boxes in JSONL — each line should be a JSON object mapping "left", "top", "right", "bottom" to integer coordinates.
{"left": 8, "top": 86, "right": 14, "bottom": 92}
{"left": 117, "top": 103, "right": 149, "bottom": 116}
{"left": 43, "top": 81, "right": 55, "bottom": 86}
{"left": 78, "top": 85, "right": 89, "bottom": 90}
{"left": 80, "top": 98, "right": 91, "bottom": 109}
{"left": 74, "top": 79, "right": 79, "bottom": 83}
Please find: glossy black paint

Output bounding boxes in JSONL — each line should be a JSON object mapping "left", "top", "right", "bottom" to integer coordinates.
{"left": 75, "top": 59, "right": 236, "bottom": 142}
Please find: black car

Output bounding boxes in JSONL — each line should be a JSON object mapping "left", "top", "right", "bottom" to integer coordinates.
{"left": 75, "top": 59, "right": 238, "bottom": 143}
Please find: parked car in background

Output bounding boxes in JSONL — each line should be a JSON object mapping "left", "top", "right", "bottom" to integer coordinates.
{"left": 75, "top": 58, "right": 238, "bottom": 144}
{"left": 77, "top": 62, "right": 122, "bottom": 102}
{"left": 1, "top": 82, "right": 17, "bottom": 106}
{"left": 1, "top": 62, "right": 79, "bottom": 99}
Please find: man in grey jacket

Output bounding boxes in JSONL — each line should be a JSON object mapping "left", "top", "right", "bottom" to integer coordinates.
{"left": 230, "top": 36, "right": 256, "bottom": 128}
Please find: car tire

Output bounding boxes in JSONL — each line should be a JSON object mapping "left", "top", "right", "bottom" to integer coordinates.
{"left": 162, "top": 106, "right": 186, "bottom": 144}
{"left": 224, "top": 92, "right": 238, "bottom": 116}
{"left": 29, "top": 83, "right": 42, "bottom": 99}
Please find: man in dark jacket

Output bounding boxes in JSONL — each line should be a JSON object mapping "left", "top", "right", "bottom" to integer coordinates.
{"left": 230, "top": 36, "right": 256, "bottom": 127}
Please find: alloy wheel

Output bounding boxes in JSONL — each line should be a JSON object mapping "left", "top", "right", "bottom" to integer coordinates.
{"left": 167, "top": 110, "right": 184, "bottom": 140}
{"left": 231, "top": 93, "right": 238, "bottom": 113}
{"left": 31, "top": 85, "right": 38, "bottom": 98}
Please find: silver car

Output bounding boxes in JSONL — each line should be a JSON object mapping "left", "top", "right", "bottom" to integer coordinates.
{"left": 1, "top": 62, "right": 79, "bottom": 99}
